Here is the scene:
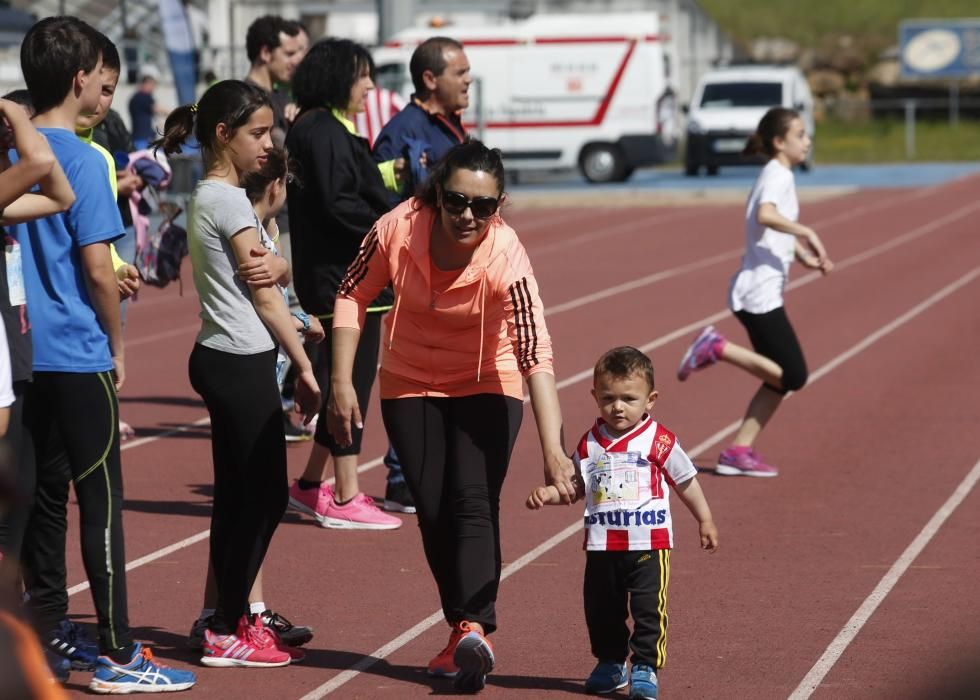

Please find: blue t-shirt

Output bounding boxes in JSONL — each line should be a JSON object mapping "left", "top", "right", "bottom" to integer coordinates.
{"left": 8, "top": 128, "right": 123, "bottom": 372}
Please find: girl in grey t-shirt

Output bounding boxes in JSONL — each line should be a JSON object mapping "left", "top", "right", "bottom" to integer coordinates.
{"left": 156, "top": 80, "right": 320, "bottom": 667}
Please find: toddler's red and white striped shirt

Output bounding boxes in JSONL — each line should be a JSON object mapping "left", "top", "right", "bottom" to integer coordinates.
{"left": 575, "top": 415, "right": 696, "bottom": 551}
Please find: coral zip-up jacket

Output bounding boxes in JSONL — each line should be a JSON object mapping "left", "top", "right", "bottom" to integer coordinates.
{"left": 333, "top": 199, "right": 554, "bottom": 400}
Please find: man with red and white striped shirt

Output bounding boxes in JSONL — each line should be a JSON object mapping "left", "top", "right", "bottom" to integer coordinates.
{"left": 527, "top": 346, "right": 717, "bottom": 699}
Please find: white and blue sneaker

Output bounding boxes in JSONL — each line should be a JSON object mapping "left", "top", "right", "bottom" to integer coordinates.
{"left": 89, "top": 643, "right": 196, "bottom": 694}
{"left": 585, "top": 660, "right": 628, "bottom": 694}
{"left": 629, "top": 664, "right": 658, "bottom": 699}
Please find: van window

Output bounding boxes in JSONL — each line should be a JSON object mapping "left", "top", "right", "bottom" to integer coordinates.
{"left": 700, "top": 82, "right": 782, "bottom": 109}
{"left": 375, "top": 63, "right": 408, "bottom": 94}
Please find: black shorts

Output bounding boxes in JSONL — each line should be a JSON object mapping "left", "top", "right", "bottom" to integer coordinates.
{"left": 734, "top": 306, "right": 808, "bottom": 393}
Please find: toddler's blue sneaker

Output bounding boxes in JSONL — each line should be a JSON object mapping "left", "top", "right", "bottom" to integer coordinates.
{"left": 629, "top": 664, "right": 659, "bottom": 699}
{"left": 88, "top": 643, "right": 196, "bottom": 694}
{"left": 43, "top": 619, "right": 98, "bottom": 670}
{"left": 585, "top": 660, "right": 628, "bottom": 694}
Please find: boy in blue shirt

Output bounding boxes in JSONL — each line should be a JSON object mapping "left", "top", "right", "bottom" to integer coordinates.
{"left": 10, "top": 17, "right": 195, "bottom": 693}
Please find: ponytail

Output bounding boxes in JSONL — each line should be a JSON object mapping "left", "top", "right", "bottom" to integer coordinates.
{"left": 155, "top": 104, "right": 196, "bottom": 156}
{"left": 152, "top": 79, "right": 272, "bottom": 169}
{"left": 743, "top": 107, "right": 799, "bottom": 158}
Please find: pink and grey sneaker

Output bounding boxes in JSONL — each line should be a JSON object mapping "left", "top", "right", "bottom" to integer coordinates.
{"left": 288, "top": 480, "right": 334, "bottom": 525}
{"left": 200, "top": 615, "right": 291, "bottom": 667}
{"left": 322, "top": 492, "right": 402, "bottom": 530}
{"left": 716, "top": 446, "right": 779, "bottom": 477}
{"left": 677, "top": 325, "right": 726, "bottom": 381}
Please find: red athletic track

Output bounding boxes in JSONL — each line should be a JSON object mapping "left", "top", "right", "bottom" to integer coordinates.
{"left": 54, "top": 174, "right": 980, "bottom": 699}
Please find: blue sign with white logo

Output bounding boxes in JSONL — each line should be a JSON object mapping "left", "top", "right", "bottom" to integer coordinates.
{"left": 899, "top": 19, "right": 980, "bottom": 78}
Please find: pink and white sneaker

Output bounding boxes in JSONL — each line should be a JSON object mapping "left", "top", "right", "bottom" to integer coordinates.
{"left": 323, "top": 493, "right": 402, "bottom": 530}
{"left": 200, "top": 615, "right": 291, "bottom": 667}
{"left": 288, "top": 481, "right": 334, "bottom": 525}
{"left": 716, "top": 446, "right": 779, "bottom": 477}
{"left": 677, "top": 325, "right": 727, "bottom": 381}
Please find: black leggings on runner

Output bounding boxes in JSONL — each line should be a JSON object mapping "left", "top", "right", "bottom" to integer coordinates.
{"left": 21, "top": 371, "right": 132, "bottom": 653}
{"left": 189, "top": 344, "right": 288, "bottom": 635}
{"left": 312, "top": 312, "right": 381, "bottom": 456}
{"left": 0, "top": 381, "right": 36, "bottom": 592}
{"left": 381, "top": 394, "right": 523, "bottom": 634}
{"left": 734, "top": 307, "right": 808, "bottom": 394}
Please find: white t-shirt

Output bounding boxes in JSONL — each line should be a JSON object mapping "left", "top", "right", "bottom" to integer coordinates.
{"left": 575, "top": 416, "right": 697, "bottom": 552}
{"left": 188, "top": 181, "right": 275, "bottom": 354}
{"left": 728, "top": 160, "right": 799, "bottom": 314}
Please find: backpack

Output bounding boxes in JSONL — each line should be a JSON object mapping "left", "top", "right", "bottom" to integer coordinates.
{"left": 135, "top": 202, "right": 188, "bottom": 290}
{"left": 127, "top": 149, "right": 188, "bottom": 289}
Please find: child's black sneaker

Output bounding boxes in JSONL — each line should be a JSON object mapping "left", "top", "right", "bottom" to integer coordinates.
{"left": 260, "top": 609, "right": 314, "bottom": 647}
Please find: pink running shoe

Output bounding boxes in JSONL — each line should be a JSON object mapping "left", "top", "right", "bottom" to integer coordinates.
{"left": 677, "top": 325, "right": 726, "bottom": 381}
{"left": 322, "top": 493, "right": 402, "bottom": 530}
{"left": 200, "top": 615, "right": 291, "bottom": 667}
{"left": 716, "top": 446, "right": 779, "bottom": 477}
{"left": 258, "top": 619, "right": 306, "bottom": 664}
{"left": 288, "top": 481, "right": 334, "bottom": 525}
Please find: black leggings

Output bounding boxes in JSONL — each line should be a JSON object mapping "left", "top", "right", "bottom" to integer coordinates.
{"left": 381, "top": 394, "right": 523, "bottom": 634}
{"left": 21, "top": 371, "right": 131, "bottom": 653}
{"left": 189, "top": 344, "right": 288, "bottom": 634}
{"left": 312, "top": 312, "right": 382, "bottom": 456}
{"left": 734, "top": 307, "right": 808, "bottom": 394}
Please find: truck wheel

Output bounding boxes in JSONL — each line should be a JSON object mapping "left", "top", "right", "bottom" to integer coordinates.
{"left": 685, "top": 164, "right": 699, "bottom": 177}
{"left": 579, "top": 144, "right": 627, "bottom": 183}
{"left": 706, "top": 165, "right": 719, "bottom": 176}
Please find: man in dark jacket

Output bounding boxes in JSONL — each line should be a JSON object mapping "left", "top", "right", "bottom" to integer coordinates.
{"left": 373, "top": 37, "right": 471, "bottom": 199}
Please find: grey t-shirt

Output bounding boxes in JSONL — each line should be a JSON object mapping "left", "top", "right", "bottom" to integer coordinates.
{"left": 188, "top": 180, "right": 275, "bottom": 354}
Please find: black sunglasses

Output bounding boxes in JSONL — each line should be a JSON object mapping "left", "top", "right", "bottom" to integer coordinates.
{"left": 441, "top": 190, "right": 500, "bottom": 219}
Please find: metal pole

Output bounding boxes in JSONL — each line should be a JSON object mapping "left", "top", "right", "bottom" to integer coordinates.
{"left": 904, "top": 99, "right": 916, "bottom": 160}
{"left": 475, "top": 76, "right": 484, "bottom": 143}
{"left": 950, "top": 83, "right": 960, "bottom": 127}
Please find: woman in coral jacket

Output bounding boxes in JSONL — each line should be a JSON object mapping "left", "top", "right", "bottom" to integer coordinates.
{"left": 328, "top": 141, "right": 575, "bottom": 692}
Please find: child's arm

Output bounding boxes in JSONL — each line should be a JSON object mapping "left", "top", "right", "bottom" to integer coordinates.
{"left": 0, "top": 100, "right": 76, "bottom": 223}
{"left": 757, "top": 202, "right": 831, "bottom": 268}
{"left": 236, "top": 219, "right": 290, "bottom": 289}
{"left": 794, "top": 239, "right": 833, "bottom": 275}
{"left": 80, "top": 242, "right": 125, "bottom": 389}
{"left": 526, "top": 473, "right": 585, "bottom": 509}
{"left": 673, "top": 476, "right": 719, "bottom": 552}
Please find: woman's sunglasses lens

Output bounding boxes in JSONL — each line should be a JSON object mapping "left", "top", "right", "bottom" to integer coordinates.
{"left": 442, "top": 191, "right": 468, "bottom": 214}
{"left": 470, "top": 198, "right": 498, "bottom": 218}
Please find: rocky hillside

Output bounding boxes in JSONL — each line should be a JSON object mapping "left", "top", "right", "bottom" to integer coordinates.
{"left": 699, "top": 0, "right": 980, "bottom": 120}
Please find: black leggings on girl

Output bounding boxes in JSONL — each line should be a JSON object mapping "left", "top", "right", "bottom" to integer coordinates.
{"left": 189, "top": 344, "right": 288, "bottom": 635}
{"left": 382, "top": 394, "right": 523, "bottom": 634}
{"left": 734, "top": 307, "right": 808, "bottom": 394}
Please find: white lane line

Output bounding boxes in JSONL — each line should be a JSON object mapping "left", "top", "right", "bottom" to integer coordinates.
{"left": 299, "top": 265, "right": 980, "bottom": 698}
{"left": 788, "top": 456, "right": 980, "bottom": 700}
{"left": 80, "top": 197, "right": 979, "bottom": 601}
{"left": 66, "top": 453, "right": 387, "bottom": 598}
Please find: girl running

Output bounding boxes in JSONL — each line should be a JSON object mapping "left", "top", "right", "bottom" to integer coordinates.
{"left": 157, "top": 80, "right": 320, "bottom": 667}
{"left": 677, "top": 107, "right": 832, "bottom": 477}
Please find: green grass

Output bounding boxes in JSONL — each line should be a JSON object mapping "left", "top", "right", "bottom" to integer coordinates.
{"left": 816, "top": 117, "right": 980, "bottom": 161}
{"left": 697, "top": 0, "right": 980, "bottom": 48}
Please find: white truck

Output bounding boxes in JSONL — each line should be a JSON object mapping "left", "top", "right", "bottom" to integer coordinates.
{"left": 683, "top": 64, "right": 815, "bottom": 176}
{"left": 372, "top": 13, "right": 680, "bottom": 183}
